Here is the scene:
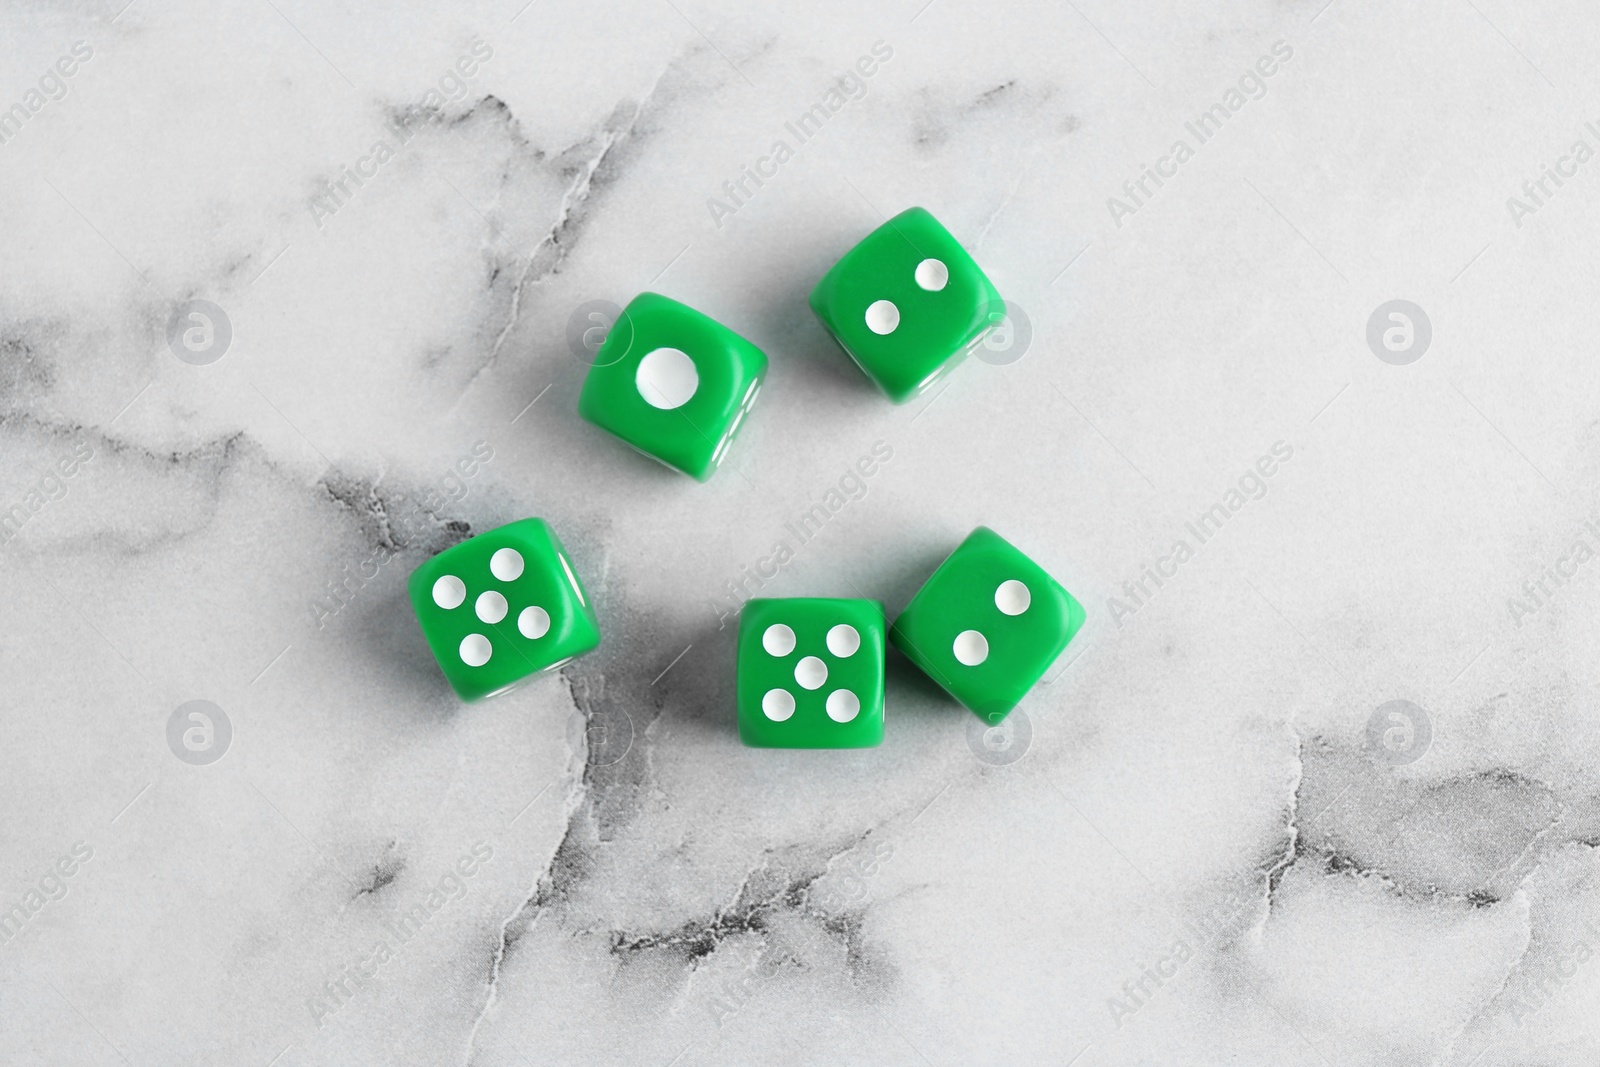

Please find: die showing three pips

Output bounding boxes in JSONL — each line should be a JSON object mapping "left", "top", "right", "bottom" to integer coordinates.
{"left": 408, "top": 207, "right": 1086, "bottom": 745}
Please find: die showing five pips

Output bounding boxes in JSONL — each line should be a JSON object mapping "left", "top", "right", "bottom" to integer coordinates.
{"left": 408, "top": 207, "right": 1085, "bottom": 744}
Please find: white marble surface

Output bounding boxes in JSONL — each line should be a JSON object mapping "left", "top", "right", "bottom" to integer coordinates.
{"left": 4, "top": 0, "right": 1600, "bottom": 1063}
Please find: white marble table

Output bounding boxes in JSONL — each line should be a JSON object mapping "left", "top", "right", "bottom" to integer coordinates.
{"left": 3, "top": 0, "right": 1599, "bottom": 1063}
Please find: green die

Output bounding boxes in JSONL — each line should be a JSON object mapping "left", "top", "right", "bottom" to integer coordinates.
{"left": 578, "top": 292, "right": 768, "bottom": 481}
{"left": 407, "top": 518, "right": 601, "bottom": 701}
{"left": 809, "top": 206, "right": 1004, "bottom": 403}
{"left": 890, "top": 527, "right": 1084, "bottom": 723}
{"left": 737, "top": 598, "right": 885, "bottom": 748}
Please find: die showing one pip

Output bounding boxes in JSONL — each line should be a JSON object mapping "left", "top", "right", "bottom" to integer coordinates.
{"left": 737, "top": 598, "right": 885, "bottom": 748}
{"left": 408, "top": 518, "right": 600, "bottom": 701}
{"left": 809, "top": 206, "right": 1005, "bottom": 403}
{"left": 889, "top": 527, "right": 1084, "bottom": 723}
{"left": 578, "top": 292, "right": 767, "bottom": 481}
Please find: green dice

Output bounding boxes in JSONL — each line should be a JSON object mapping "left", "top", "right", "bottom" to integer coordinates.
{"left": 737, "top": 598, "right": 885, "bottom": 748}
{"left": 578, "top": 292, "right": 768, "bottom": 481}
{"left": 890, "top": 527, "right": 1084, "bottom": 722}
{"left": 408, "top": 518, "right": 601, "bottom": 700}
{"left": 809, "top": 206, "right": 1005, "bottom": 403}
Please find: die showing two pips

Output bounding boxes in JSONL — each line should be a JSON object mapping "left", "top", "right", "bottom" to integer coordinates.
{"left": 809, "top": 205, "right": 1006, "bottom": 404}
{"left": 408, "top": 207, "right": 1085, "bottom": 739}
